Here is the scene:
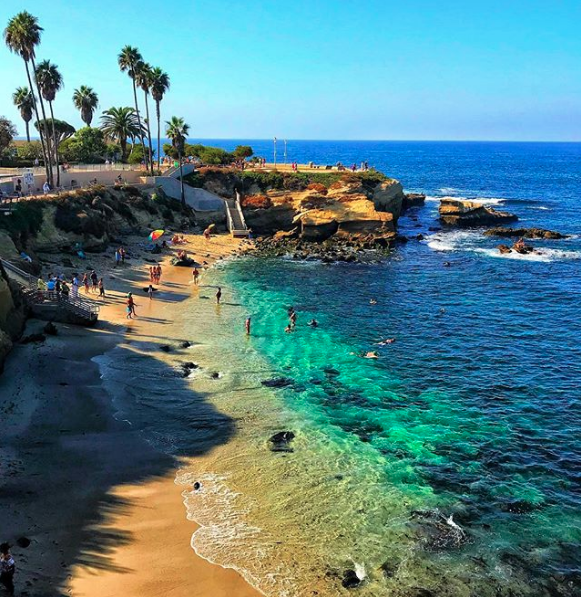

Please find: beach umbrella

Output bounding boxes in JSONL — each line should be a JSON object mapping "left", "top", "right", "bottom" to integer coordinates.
{"left": 149, "top": 229, "right": 164, "bottom": 241}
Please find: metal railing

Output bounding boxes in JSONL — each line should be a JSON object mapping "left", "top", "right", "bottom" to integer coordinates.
{"left": 0, "top": 163, "right": 143, "bottom": 177}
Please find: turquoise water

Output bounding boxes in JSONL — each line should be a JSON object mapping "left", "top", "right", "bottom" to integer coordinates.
{"left": 104, "top": 142, "right": 581, "bottom": 595}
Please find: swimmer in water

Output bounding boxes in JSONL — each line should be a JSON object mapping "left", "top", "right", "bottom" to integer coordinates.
{"left": 285, "top": 325, "right": 293, "bottom": 333}
{"left": 308, "top": 319, "right": 318, "bottom": 327}
{"left": 377, "top": 338, "right": 395, "bottom": 345}
{"left": 369, "top": 299, "right": 377, "bottom": 305}
{"left": 364, "top": 351, "right": 379, "bottom": 359}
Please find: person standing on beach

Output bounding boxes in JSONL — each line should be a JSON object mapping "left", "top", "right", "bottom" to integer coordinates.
{"left": 245, "top": 317, "right": 251, "bottom": 335}
{"left": 147, "top": 284, "right": 154, "bottom": 300}
{"left": 157, "top": 265, "right": 162, "bottom": 283}
{"left": 192, "top": 267, "right": 200, "bottom": 285}
{"left": 71, "top": 275, "right": 80, "bottom": 300}
{"left": 98, "top": 278, "right": 105, "bottom": 297}
{"left": 0, "top": 542, "right": 15, "bottom": 595}
{"left": 114, "top": 249, "right": 120, "bottom": 267}
{"left": 120, "top": 247, "right": 126, "bottom": 265}
{"left": 90, "top": 270, "right": 98, "bottom": 293}
{"left": 216, "top": 287, "right": 222, "bottom": 304}
{"left": 82, "top": 273, "right": 90, "bottom": 294}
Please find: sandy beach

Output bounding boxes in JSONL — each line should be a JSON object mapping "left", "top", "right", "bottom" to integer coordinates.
{"left": 0, "top": 232, "right": 260, "bottom": 597}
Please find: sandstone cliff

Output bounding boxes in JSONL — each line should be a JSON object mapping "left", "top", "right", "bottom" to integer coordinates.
{"left": 439, "top": 198, "right": 518, "bottom": 227}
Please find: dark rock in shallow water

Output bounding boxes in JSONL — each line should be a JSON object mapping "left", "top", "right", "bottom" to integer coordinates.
{"left": 411, "top": 510, "right": 469, "bottom": 551}
{"left": 380, "top": 560, "right": 396, "bottom": 578}
{"left": 342, "top": 569, "right": 362, "bottom": 588}
{"left": 182, "top": 362, "right": 198, "bottom": 370}
{"left": 160, "top": 344, "right": 171, "bottom": 352}
{"left": 43, "top": 322, "right": 58, "bottom": 335}
{"left": 323, "top": 367, "right": 340, "bottom": 376}
{"left": 484, "top": 226, "right": 567, "bottom": 240}
{"left": 269, "top": 431, "right": 295, "bottom": 452}
{"left": 261, "top": 377, "right": 293, "bottom": 388}
{"left": 210, "top": 371, "right": 221, "bottom": 379}
{"left": 180, "top": 341, "right": 192, "bottom": 348}
{"left": 21, "top": 333, "right": 46, "bottom": 344}
{"left": 498, "top": 499, "right": 542, "bottom": 514}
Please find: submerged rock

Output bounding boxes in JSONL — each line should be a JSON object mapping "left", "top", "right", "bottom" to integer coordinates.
{"left": 484, "top": 226, "right": 567, "bottom": 239}
{"left": 439, "top": 199, "right": 518, "bottom": 227}
{"left": 43, "top": 322, "right": 58, "bottom": 336}
{"left": 411, "top": 510, "right": 469, "bottom": 551}
{"left": 268, "top": 431, "right": 295, "bottom": 452}
{"left": 21, "top": 333, "right": 46, "bottom": 344}
{"left": 261, "top": 377, "right": 293, "bottom": 388}
{"left": 342, "top": 569, "right": 363, "bottom": 589}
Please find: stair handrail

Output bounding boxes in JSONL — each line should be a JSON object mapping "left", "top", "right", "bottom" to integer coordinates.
{"left": 234, "top": 190, "right": 248, "bottom": 230}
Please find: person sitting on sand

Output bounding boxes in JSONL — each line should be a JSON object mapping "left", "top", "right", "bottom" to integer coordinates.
{"left": 0, "top": 543, "right": 15, "bottom": 595}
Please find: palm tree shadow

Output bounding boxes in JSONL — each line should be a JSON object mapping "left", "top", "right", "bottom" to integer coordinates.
{"left": 1, "top": 325, "right": 237, "bottom": 596}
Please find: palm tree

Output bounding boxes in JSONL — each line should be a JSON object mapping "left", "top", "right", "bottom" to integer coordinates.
{"left": 36, "top": 59, "right": 63, "bottom": 185}
{"left": 4, "top": 11, "right": 52, "bottom": 183}
{"left": 12, "top": 86, "right": 34, "bottom": 142}
{"left": 135, "top": 62, "right": 154, "bottom": 175}
{"left": 150, "top": 67, "right": 170, "bottom": 174}
{"left": 118, "top": 46, "right": 146, "bottom": 161}
{"left": 73, "top": 85, "right": 99, "bottom": 126}
{"left": 166, "top": 116, "right": 190, "bottom": 207}
{"left": 100, "top": 106, "right": 142, "bottom": 162}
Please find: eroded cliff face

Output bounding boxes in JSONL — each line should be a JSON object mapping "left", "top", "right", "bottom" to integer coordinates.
{"left": 0, "top": 261, "right": 26, "bottom": 372}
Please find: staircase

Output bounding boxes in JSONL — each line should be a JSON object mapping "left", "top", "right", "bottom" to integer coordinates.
{"left": 1, "top": 258, "right": 99, "bottom": 326}
{"left": 225, "top": 191, "right": 250, "bottom": 238}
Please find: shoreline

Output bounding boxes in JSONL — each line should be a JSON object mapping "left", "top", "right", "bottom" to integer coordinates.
{"left": 0, "top": 232, "right": 260, "bottom": 596}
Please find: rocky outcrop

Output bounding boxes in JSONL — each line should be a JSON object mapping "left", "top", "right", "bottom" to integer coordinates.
{"left": 439, "top": 199, "right": 518, "bottom": 227}
{"left": 484, "top": 227, "right": 567, "bottom": 239}
{"left": 0, "top": 262, "right": 27, "bottom": 373}
{"left": 402, "top": 193, "right": 426, "bottom": 211}
{"left": 371, "top": 180, "right": 405, "bottom": 221}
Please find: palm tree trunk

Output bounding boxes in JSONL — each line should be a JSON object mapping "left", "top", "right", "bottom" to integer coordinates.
{"left": 143, "top": 91, "right": 154, "bottom": 175}
{"left": 30, "top": 57, "right": 54, "bottom": 186}
{"left": 179, "top": 149, "right": 185, "bottom": 207}
{"left": 24, "top": 60, "right": 49, "bottom": 183}
{"left": 48, "top": 101, "right": 60, "bottom": 187}
{"left": 121, "top": 138, "right": 127, "bottom": 162}
{"left": 25, "top": 121, "right": 30, "bottom": 143}
{"left": 156, "top": 100, "right": 161, "bottom": 175}
{"left": 131, "top": 77, "right": 146, "bottom": 167}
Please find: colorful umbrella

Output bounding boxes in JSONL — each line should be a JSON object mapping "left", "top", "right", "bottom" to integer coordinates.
{"left": 149, "top": 229, "right": 164, "bottom": 241}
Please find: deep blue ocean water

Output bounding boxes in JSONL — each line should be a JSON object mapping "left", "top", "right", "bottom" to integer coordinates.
{"left": 212, "top": 141, "right": 581, "bottom": 594}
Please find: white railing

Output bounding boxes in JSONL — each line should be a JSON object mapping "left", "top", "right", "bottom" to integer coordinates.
{"left": 224, "top": 201, "right": 235, "bottom": 232}
{"left": 0, "top": 163, "right": 143, "bottom": 177}
{"left": 234, "top": 190, "right": 248, "bottom": 230}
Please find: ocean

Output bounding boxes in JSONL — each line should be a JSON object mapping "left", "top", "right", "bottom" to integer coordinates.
{"left": 101, "top": 141, "right": 581, "bottom": 596}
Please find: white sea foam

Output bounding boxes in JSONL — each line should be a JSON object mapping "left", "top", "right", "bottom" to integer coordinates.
{"left": 424, "top": 230, "right": 480, "bottom": 252}
{"left": 474, "top": 248, "right": 581, "bottom": 262}
{"left": 425, "top": 194, "right": 505, "bottom": 206}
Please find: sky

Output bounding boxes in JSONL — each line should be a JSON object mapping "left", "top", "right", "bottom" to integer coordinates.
{"left": 1, "top": 0, "right": 580, "bottom": 141}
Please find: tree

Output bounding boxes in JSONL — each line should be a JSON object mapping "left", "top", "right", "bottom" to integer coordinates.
{"left": 35, "top": 118, "right": 75, "bottom": 147}
{"left": 12, "top": 87, "right": 33, "bottom": 142}
{"left": 118, "top": 46, "right": 146, "bottom": 163}
{"left": 100, "top": 106, "right": 142, "bottom": 162}
{"left": 4, "top": 11, "right": 52, "bottom": 183}
{"left": 233, "top": 145, "right": 254, "bottom": 159}
{"left": 36, "top": 59, "right": 64, "bottom": 185}
{"left": 0, "top": 116, "right": 17, "bottom": 154}
{"left": 135, "top": 62, "right": 154, "bottom": 175}
{"left": 150, "top": 67, "right": 169, "bottom": 174}
{"left": 165, "top": 116, "right": 190, "bottom": 207}
{"left": 60, "top": 126, "right": 107, "bottom": 163}
{"left": 15, "top": 141, "right": 43, "bottom": 162}
{"left": 72, "top": 85, "right": 99, "bottom": 126}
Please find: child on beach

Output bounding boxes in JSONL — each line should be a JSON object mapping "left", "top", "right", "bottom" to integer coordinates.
{"left": 147, "top": 284, "right": 155, "bottom": 300}
{"left": 98, "top": 278, "right": 105, "bottom": 297}
{"left": 192, "top": 267, "right": 200, "bottom": 285}
{"left": 216, "top": 287, "right": 222, "bottom": 304}
{"left": 0, "top": 542, "right": 15, "bottom": 595}
{"left": 245, "top": 317, "right": 251, "bottom": 335}
{"left": 126, "top": 293, "right": 137, "bottom": 318}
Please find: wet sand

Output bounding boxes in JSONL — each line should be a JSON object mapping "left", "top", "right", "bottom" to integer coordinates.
{"left": 0, "top": 232, "right": 260, "bottom": 597}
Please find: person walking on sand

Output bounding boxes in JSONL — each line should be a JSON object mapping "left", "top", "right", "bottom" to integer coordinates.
{"left": 0, "top": 542, "right": 15, "bottom": 595}
{"left": 147, "top": 284, "right": 155, "bottom": 300}
{"left": 82, "top": 273, "right": 90, "bottom": 294}
{"left": 216, "top": 287, "right": 222, "bottom": 305}
{"left": 192, "top": 267, "right": 200, "bottom": 285}
{"left": 157, "top": 265, "right": 162, "bottom": 283}
{"left": 149, "top": 266, "right": 154, "bottom": 283}
{"left": 98, "top": 278, "right": 105, "bottom": 298}
{"left": 245, "top": 316, "right": 251, "bottom": 335}
{"left": 126, "top": 293, "right": 137, "bottom": 318}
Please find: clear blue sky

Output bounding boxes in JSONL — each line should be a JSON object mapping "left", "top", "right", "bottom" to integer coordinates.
{"left": 2, "top": 0, "right": 580, "bottom": 141}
